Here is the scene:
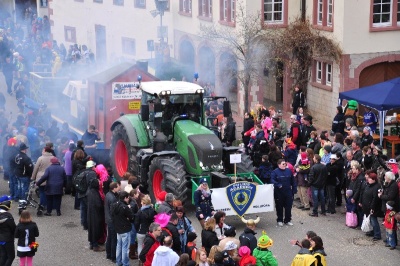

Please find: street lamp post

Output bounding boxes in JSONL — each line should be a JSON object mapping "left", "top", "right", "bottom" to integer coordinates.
{"left": 154, "top": 0, "right": 169, "bottom": 46}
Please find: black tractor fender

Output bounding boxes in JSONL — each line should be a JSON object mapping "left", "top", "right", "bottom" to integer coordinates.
{"left": 110, "top": 116, "right": 139, "bottom": 147}
{"left": 137, "top": 150, "right": 180, "bottom": 184}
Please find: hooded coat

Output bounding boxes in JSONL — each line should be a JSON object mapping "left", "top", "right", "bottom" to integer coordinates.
{"left": 151, "top": 245, "right": 179, "bottom": 266}
{"left": 253, "top": 247, "right": 278, "bottom": 266}
{"left": 87, "top": 179, "right": 105, "bottom": 244}
{"left": 36, "top": 162, "right": 66, "bottom": 195}
{"left": 239, "top": 228, "right": 258, "bottom": 254}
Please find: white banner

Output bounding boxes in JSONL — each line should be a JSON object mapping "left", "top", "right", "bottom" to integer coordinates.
{"left": 211, "top": 182, "right": 275, "bottom": 216}
{"left": 112, "top": 82, "right": 142, "bottom": 100}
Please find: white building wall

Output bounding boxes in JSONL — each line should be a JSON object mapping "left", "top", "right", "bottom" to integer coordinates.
{"left": 50, "top": 1, "right": 174, "bottom": 63}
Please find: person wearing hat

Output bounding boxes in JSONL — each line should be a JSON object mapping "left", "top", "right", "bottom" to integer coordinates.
{"left": 238, "top": 246, "right": 256, "bottom": 266}
{"left": 11, "top": 143, "right": 33, "bottom": 202}
{"left": 300, "top": 115, "right": 316, "bottom": 147}
{"left": 36, "top": 157, "right": 66, "bottom": 216}
{"left": 0, "top": 195, "right": 17, "bottom": 266}
{"left": 77, "top": 160, "right": 97, "bottom": 230}
{"left": 186, "top": 232, "right": 198, "bottom": 260}
{"left": 239, "top": 216, "right": 260, "bottom": 253}
{"left": 360, "top": 171, "right": 382, "bottom": 240}
{"left": 252, "top": 231, "right": 277, "bottom": 266}
{"left": 194, "top": 178, "right": 215, "bottom": 229}
{"left": 3, "top": 137, "right": 19, "bottom": 201}
{"left": 325, "top": 153, "right": 339, "bottom": 214}
{"left": 383, "top": 201, "right": 397, "bottom": 250}
{"left": 223, "top": 241, "right": 238, "bottom": 266}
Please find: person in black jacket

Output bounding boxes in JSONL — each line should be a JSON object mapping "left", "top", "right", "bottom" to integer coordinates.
{"left": 0, "top": 196, "right": 16, "bottom": 266}
{"left": 105, "top": 182, "right": 121, "bottom": 262}
{"left": 326, "top": 154, "right": 339, "bottom": 214}
{"left": 201, "top": 217, "right": 219, "bottom": 255}
{"left": 361, "top": 172, "right": 381, "bottom": 240}
{"left": 222, "top": 116, "right": 236, "bottom": 147}
{"left": 77, "top": 160, "right": 97, "bottom": 230}
{"left": 139, "top": 222, "right": 162, "bottom": 266}
{"left": 36, "top": 157, "right": 66, "bottom": 216}
{"left": 135, "top": 195, "right": 157, "bottom": 256}
{"left": 12, "top": 143, "right": 34, "bottom": 202}
{"left": 14, "top": 210, "right": 39, "bottom": 265}
{"left": 163, "top": 213, "right": 182, "bottom": 254}
{"left": 291, "top": 86, "right": 305, "bottom": 115}
{"left": 112, "top": 191, "right": 135, "bottom": 266}
{"left": 308, "top": 155, "right": 327, "bottom": 217}
{"left": 378, "top": 171, "right": 399, "bottom": 212}
{"left": 242, "top": 112, "right": 254, "bottom": 154}
{"left": 239, "top": 217, "right": 260, "bottom": 254}
{"left": 87, "top": 179, "right": 105, "bottom": 252}
{"left": 331, "top": 106, "right": 345, "bottom": 135}
{"left": 347, "top": 161, "right": 365, "bottom": 227}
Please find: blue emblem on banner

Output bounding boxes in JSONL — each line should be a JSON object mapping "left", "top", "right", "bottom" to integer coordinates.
{"left": 226, "top": 182, "right": 256, "bottom": 216}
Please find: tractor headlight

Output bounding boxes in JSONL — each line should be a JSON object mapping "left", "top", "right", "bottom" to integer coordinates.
{"left": 161, "top": 98, "right": 166, "bottom": 105}
{"left": 199, "top": 161, "right": 203, "bottom": 167}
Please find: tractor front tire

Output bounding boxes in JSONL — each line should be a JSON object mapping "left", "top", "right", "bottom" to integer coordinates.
{"left": 236, "top": 153, "right": 255, "bottom": 173}
{"left": 148, "top": 156, "right": 188, "bottom": 203}
{"left": 110, "top": 124, "right": 138, "bottom": 180}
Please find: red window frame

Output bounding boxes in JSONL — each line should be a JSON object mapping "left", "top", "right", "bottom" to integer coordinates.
{"left": 219, "top": 0, "right": 235, "bottom": 27}
{"left": 370, "top": 0, "right": 400, "bottom": 31}
{"left": 312, "top": 0, "right": 334, "bottom": 31}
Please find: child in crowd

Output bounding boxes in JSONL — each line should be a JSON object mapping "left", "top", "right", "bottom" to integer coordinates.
{"left": 252, "top": 231, "right": 278, "bottom": 266}
{"left": 307, "top": 131, "right": 318, "bottom": 150}
{"left": 296, "top": 107, "right": 304, "bottom": 123}
{"left": 15, "top": 210, "right": 39, "bottom": 266}
{"left": 186, "top": 232, "right": 198, "bottom": 261}
{"left": 238, "top": 246, "right": 256, "bottom": 266}
{"left": 298, "top": 152, "right": 311, "bottom": 181}
{"left": 195, "top": 249, "right": 210, "bottom": 266}
{"left": 383, "top": 201, "right": 397, "bottom": 250}
{"left": 345, "top": 190, "right": 357, "bottom": 228}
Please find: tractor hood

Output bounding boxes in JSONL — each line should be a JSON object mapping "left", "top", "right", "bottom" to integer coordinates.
{"left": 174, "top": 120, "right": 223, "bottom": 174}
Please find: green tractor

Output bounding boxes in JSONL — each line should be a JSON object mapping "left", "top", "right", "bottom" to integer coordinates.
{"left": 110, "top": 81, "right": 255, "bottom": 203}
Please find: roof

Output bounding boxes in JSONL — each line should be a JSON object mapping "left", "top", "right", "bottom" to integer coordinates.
{"left": 141, "top": 81, "right": 204, "bottom": 95}
{"left": 88, "top": 62, "right": 135, "bottom": 84}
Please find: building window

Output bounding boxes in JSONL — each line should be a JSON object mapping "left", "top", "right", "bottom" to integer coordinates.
{"left": 199, "top": 0, "right": 212, "bottom": 18}
{"left": 316, "top": 61, "right": 322, "bottom": 83}
{"left": 93, "top": 0, "right": 103, "bottom": 3}
{"left": 262, "top": 0, "right": 288, "bottom": 27}
{"left": 219, "top": 0, "right": 235, "bottom": 23}
{"left": 370, "top": 0, "right": 400, "bottom": 30}
{"left": 180, "top": 0, "right": 192, "bottom": 14}
{"left": 134, "top": 0, "right": 146, "bottom": 8}
{"left": 114, "top": 0, "right": 124, "bottom": 6}
{"left": 312, "top": 0, "right": 334, "bottom": 30}
{"left": 313, "top": 60, "right": 332, "bottom": 88}
{"left": 64, "top": 26, "right": 76, "bottom": 43}
{"left": 40, "top": 0, "right": 48, "bottom": 7}
{"left": 122, "top": 38, "right": 136, "bottom": 55}
{"left": 326, "top": 63, "right": 332, "bottom": 85}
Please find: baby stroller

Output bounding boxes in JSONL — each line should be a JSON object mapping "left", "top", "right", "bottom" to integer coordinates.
{"left": 18, "top": 181, "right": 40, "bottom": 215}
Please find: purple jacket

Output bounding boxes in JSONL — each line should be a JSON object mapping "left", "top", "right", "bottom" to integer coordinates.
{"left": 64, "top": 150, "right": 73, "bottom": 175}
{"left": 37, "top": 163, "right": 66, "bottom": 195}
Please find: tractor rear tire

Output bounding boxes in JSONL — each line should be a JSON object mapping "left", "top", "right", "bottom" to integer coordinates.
{"left": 148, "top": 156, "right": 188, "bottom": 203}
{"left": 110, "top": 124, "right": 138, "bottom": 180}
{"left": 236, "top": 153, "right": 255, "bottom": 173}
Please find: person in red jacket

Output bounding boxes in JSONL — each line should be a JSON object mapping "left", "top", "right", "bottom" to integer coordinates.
{"left": 238, "top": 246, "right": 256, "bottom": 266}
{"left": 139, "top": 222, "right": 162, "bottom": 266}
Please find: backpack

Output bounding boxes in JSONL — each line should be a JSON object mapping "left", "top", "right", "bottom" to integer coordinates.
{"left": 73, "top": 170, "right": 88, "bottom": 194}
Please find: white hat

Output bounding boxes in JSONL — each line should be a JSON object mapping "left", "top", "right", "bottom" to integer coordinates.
{"left": 224, "top": 241, "right": 238, "bottom": 251}
{"left": 330, "top": 154, "right": 338, "bottom": 160}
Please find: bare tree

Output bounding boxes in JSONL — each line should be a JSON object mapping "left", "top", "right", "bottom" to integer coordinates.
{"left": 269, "top": 17, "right": 342, "bottom": 99}
{"left": 200, "top": 5, "right": 270, "bottom": 114}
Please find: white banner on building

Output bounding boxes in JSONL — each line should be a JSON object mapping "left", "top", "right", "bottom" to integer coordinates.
{"left": 112, "top": 82, "right": 141, "bottom": 100}
{"left": 211, "top": 182, "right": 275, "bottom": 216}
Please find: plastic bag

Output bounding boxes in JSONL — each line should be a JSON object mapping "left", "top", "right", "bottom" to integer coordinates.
{"left": 346, "top": 212, "right": 358, "bottom": 227}
{"left": 361, "top": 214, "right": 372, "bottom": 232}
